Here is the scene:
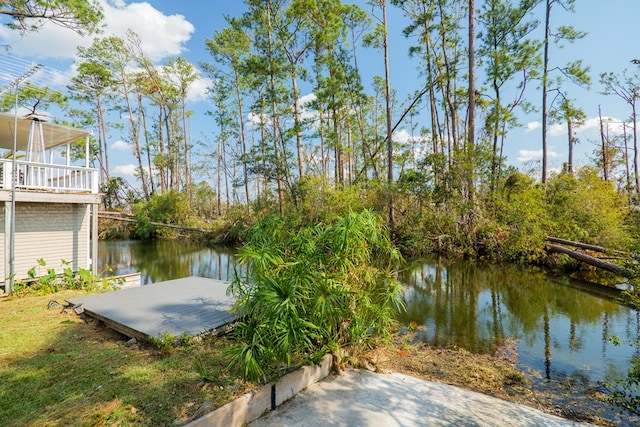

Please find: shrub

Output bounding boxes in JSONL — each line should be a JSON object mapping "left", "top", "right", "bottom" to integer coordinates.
{"left": 132, "top": 190, "right": 193, "bottom": 239}
{"left": 227, "top": 209, "right": 405, "bottom": 382}
{"left": 546, "top": 168, "right": 630, "bottom": 248}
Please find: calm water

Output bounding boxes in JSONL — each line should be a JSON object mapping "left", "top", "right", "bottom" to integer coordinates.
{"left": 98, "top": 240, "right": 639, "bottom": 387}
{"left": 397, "top": 259, "right": 639, "bottom": 388}
{"left": 98, "top": 240, "right": 238, "bottom": 284}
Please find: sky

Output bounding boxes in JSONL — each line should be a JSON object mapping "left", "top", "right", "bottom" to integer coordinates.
{"left": 0, "top": 0, "right": 639, "bottom": 184}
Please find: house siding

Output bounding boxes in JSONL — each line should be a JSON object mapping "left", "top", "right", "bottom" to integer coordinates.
{"left": 0, "top": 202, "right": 89, "bottom": 281}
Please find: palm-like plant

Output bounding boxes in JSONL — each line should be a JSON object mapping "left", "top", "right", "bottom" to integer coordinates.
{"left": 227, "top": 210, "right": 404, "bottom": 382}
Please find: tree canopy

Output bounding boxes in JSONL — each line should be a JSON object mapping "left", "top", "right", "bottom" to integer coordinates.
{"left": 0, "top": 0, "right": 103, "bottom": 35}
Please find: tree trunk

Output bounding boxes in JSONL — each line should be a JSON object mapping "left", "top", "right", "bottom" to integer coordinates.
{"left": 129, "top": 88, "right": 148, "bottom": 199}
{"left": 467, "top": 0, "right": 476, "bottom": 205}
{"left": 266, "top": 0, "right": 285, "bottom": 215}
{"left": 633, "top": 98, "right": 639, "bottom": 199}
{"left": 567, "top": 116, "right": 574, "bottom": 174}
{"left": 216, "top": 134, "right": 222, "bottom": 217}
{"left": 382, "top": 0, "right": 395, "bottom": 227}
{"left": 181, "top": 97, "right": 191, "bottom": 199}
{"left": 546, "top": 243, "right": 634, "bottom": 277}
{"left": 292, "top": 73, "right": 304, "bottom": 180}
{"left": 599, "top": 106, "right": 608, "bottom": 180}
{"left": 624, "top": 122, "right": 632, "bottom": 204}
{"left": 234, "top": 69, "right": 251, "bottom": 212}
{"left": 541, "top": 0, "right": 551, "bottom": 184}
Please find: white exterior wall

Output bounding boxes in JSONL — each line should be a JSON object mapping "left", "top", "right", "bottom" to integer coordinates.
{"left": 0, "top": 202, "right": 89, "bottom": 281}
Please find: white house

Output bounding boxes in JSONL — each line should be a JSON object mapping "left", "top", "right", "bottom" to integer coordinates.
{"left": 0, "top": 112, "right": 100, "bottom": 294}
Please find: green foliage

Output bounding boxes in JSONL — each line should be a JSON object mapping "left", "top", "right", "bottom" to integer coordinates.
{"left": 488, "top": 175, "right": 548, "bottom": 262}
{"left": 605, "top": 337, "right": 640, "bottom": 415}
{"left": 288, "top": 177, "right": 381, "bottom": 226}
{"left": 149, "top": 331, "right": 193, "bottom": 354}
{"left": 227, "top": 210, "right": 404, "bottom": 382}
{"left": 132, "top": 190, "right": 193, "bottom": 239}
{"left": 101, "top": 177, "right": 133, "bottom": 211}
{"left": 12, "top": 259, "right": 116, "bottom": 297}
{"left": 545, "top": 168, "right": 630, "bottom": 248}
{"left": 1, "top": 0, "right": 103, "bottom": 35}
{"left": 0, "top": 84, "right": 68, "bottom": 114}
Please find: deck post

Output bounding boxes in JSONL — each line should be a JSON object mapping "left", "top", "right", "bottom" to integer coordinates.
{"left": 85, "top": 136, "right": 89, "bottom": 169}
{"left": 91, "top": 203, "right": 98, "bottom": 275}
{"left": 3, "top": 201, "right": 10, "bottom": 293}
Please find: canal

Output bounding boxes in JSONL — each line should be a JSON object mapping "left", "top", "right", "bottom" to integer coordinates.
{"left": 98, "top": 240, "right": 639, "bottom": 390}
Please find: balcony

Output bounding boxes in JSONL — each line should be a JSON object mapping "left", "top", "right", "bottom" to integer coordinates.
{"left": 0, "top": 112, "right": 99, "bottom": 197}
{"left": 0, "top": 159, "right": 98, "bottom": 193}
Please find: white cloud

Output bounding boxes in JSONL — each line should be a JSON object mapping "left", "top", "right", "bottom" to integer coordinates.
{"left": 111, "top": 140, "right": 131, "bottom": 151}
{"left": 105, "top": 2, "right": 194, "bottom": 62}
{"left": 112, "top": 163, "right": 138, "bottom": 177}
{"left": 548, "top": 123, "right": 566, "bottom": 137}
{"left": 393, "top": 129, "right": 430, "bottom": 145}
{"left": 576, "top": 116, "right": 624, "bottom": 135}
{"left": 248, "top": 111, "right": 268, "bottom": 127}
{"left": 299, "top": 93, "right": 317, "bottom": 106}
{"left": 187, "top": 76, "right": 213, "bottom": 103}
{"left": 517, "top": 148, "right": 562, "bottom": 163}
{"left": 525, "top": 121, "right": 541, "bottom": 132}
{"left": 0, "top": 0, "right": 194, "bottom": 61}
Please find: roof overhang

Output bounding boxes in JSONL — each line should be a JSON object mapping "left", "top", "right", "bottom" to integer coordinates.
{"left": 0, "top": 112, "right": 90, "bottom": 151}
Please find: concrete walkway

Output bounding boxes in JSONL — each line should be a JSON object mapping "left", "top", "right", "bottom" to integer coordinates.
{"left": 250, "top": 370, "right": 589, "bottom": 427}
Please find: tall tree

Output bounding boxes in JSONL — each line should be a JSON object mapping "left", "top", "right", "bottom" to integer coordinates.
{"left": 204, "top": 25, "right": 253, "bottom": 212}
{"left": 467, "top": 0, "right": 476, "bottom": 204}
{"left": 68, "top": 59, "right": 117, "bottom": 186}
{"left": 382, "top": 0, "right": 394, "bottom": 225}
{"left": 309, "top": 0, "right": 356, "bottom": 188}
{"left": 549, "top": 96, "right": 585, "bottom": 175}
{"left": 368, "top": 0, "right": 396, "bottom": 224}
{"left": 73, "top": 33, "right": 150, "bottom": 199}
{"left": 281, "top": 0, "right": 315, "bottom": 180}
{"left": 600, "top": 69, "right": 640, "bottom": 198}
{"left": 540, "top": 0, "right": 589, "bottom": 184}
{"left": 477, "top": 0, "right": 541, "bottom": 191}
{"left": 163, "top": 57, "right": 199, "bottom": 199}
{"left": 392, "top": 0, "right": 444, "bottom": 185}
{"left": 237, "top": 0, "right": 291, "bottom": 214}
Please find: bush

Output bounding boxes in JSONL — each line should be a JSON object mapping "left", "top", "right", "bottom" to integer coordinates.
{"left": 546, "top": 168, "right": 630, "bottom": 248}
{"left": 12, "top": 259, "right": 116, "bottom": 296}
{"left": 132, "top": 190, "right": 193, "bottom": 239}
{"left": 227, "top": 210, "right": 405, "bottom": 382}
{"left": 488, "top": 179, "right": 548, "bottom": 263}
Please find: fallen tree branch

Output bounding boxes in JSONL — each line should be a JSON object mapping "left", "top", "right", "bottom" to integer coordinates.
{"left": 546, "top": 243, "right": 635, "bottom": 278}
{"left": 546, "top": 236, "right": 607, "bottom": 253}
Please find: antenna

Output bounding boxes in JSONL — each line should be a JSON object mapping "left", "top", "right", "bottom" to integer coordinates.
{"left": 0, "top": 63, "right": 43, "bottom": 97}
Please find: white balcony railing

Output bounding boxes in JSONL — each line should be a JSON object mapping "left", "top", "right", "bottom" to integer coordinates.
{"left": 0, "top": 159, "right": 98, "bottom": 193}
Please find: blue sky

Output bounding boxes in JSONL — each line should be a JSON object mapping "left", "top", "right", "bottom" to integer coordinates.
{"left": 0, "top": 0, "right": 638, "bottom": 183}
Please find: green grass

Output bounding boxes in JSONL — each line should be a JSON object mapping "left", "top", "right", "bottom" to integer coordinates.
{"left": 0, "top": 290, "right": 256, "bottom": 426}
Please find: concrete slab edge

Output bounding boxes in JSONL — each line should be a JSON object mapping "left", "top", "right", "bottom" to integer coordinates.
{"left": 185, "top": 354, "right": 333, "bottom": 427}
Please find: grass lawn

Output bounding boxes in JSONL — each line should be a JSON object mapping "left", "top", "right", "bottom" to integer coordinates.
{"left": 1, "top": 289, "right": 631, "bottom": 426}
{"left": 0, "top": 290, "right": 256, "bottom": 426}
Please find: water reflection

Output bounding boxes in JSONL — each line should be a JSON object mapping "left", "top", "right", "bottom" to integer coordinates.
{"left": 397, "top": 258, "right": 640, "bottom": 386}
{"left": 98, "top": 240, "right": 239, "bottom": 284}
{"left": 97, "top": 241, "right": 639, "bottom": 387}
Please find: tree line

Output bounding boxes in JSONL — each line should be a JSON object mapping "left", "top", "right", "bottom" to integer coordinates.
{"left": 2, "top": 1, "right": 639, "bottom": 256}
{"left": 55, "top": 1, "right": 638, "bottom": 213}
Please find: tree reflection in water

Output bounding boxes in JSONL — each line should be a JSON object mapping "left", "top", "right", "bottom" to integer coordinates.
{"left": 98, "top": 241, "right": 639, "bottom": 388}
{"left": 397, "top": 257, "right": 639, "bottom": 387}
